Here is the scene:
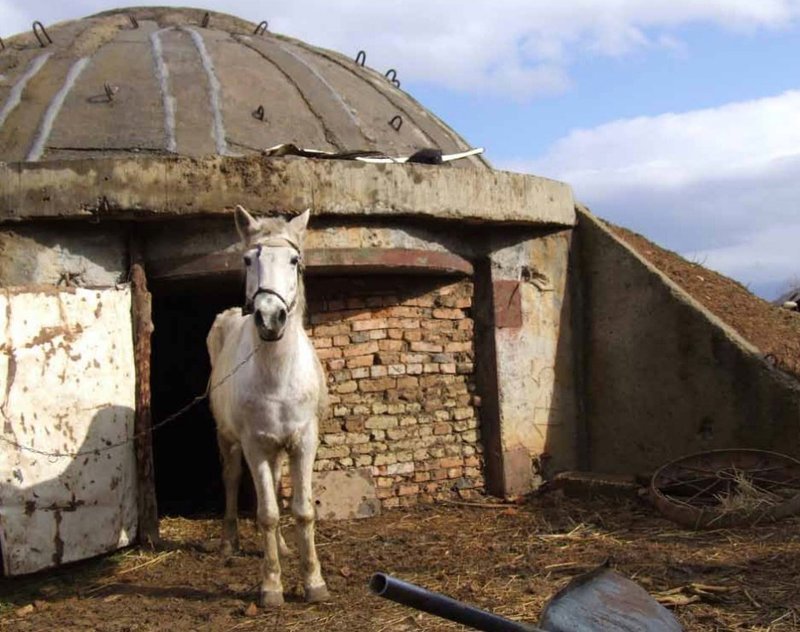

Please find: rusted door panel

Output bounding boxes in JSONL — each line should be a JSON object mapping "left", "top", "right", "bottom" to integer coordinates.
{"left": 0, "top": 286, "right": 137, "bottom": 576}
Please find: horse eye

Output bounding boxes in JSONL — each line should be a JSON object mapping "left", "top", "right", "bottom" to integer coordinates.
{"left": 290, "top": 255, "right": 300, "bottom": 266}
{"left": 243, "top": 255, "right": 252, "bottom": 266}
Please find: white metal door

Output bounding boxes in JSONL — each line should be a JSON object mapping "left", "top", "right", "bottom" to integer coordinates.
{"left": 0, "top": 286, "right": 138, "bottom": 575}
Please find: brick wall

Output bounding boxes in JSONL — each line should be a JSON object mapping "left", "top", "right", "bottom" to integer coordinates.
{"left": 296, "top": 276, "right": 484, "bottom": 508}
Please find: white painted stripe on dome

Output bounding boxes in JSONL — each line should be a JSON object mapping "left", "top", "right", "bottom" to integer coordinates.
{"left": 185, "top": 27, "right": 229, "bottom": 156}
{"left": 275, "top": 42, "right": 361, "bottom": 130}
{"left": 0, "top": 53, "right": 51, "bottom": 132}
{"left": 150, "top": 28, "right": 177, "bottom": 153}
{"left": 27, "top": 57, "right": 90, "bottom": 162}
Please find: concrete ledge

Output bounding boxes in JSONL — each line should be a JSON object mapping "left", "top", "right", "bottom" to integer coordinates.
{"left": 148, "top": 247, "right": 474, "bottom": 281}
{"left": 0, "top": 156, "right": 575, "bottom": 227}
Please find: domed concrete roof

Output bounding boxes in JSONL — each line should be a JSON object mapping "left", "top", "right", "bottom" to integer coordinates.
{"left": 0, "top": 6, "right": 488, "bottom": 167}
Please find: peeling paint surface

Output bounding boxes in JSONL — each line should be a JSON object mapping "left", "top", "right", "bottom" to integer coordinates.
{"left": 0, "top": 287, "right": 137, "bottom": 576}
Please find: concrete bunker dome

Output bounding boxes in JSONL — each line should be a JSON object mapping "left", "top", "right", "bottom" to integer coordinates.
{"left": 0, "top": 6, "right": 490, "bottom": 165}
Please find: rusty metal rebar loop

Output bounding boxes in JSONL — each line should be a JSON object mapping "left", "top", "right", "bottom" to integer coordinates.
{"left": 32, "top": 21, "right": 52, "bottom": 47}
{"left": 254, "top": 21, "right": 268, "bottom": 35}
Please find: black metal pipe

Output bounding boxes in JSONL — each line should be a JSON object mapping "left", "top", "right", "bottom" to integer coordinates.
{"left": 369, "top": 573, "right": 544, "bottom": 632}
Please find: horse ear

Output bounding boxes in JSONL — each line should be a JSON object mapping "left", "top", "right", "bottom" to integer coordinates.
{"left": 234, "top": 205, "right": 259, "bottom": 242}
{"left": 288, "top": 209, "right": 311, "bottom": 239}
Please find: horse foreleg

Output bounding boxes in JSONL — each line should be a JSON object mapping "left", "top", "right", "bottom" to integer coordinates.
{"left": 217, "top": 433, "right": 242, "bottom": 556}
{"left": 269, "top": 450, "right": 291, "bottom": 557}
{"left": 244, "top": 445, "right": 284, "bottom": 607}
{"left": 290, "top": 434, "right": 329, "bottom": 603}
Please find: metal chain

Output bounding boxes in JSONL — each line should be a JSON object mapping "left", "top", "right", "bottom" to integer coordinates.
{"left": 0, "top": 345, "right": 261, "bottom": 460}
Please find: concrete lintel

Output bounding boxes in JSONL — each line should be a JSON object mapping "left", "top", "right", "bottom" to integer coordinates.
{"left": 148, "top": 247, "right": 474, "bottom": 281}
{"left": 0, "top": 155, "right": 575, "bottom": 227}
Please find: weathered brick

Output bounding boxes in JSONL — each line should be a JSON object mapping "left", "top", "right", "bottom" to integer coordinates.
{"left": 457, "top": 363, "right": 474, "bottom": 374}
{"left": 433, "top": 422, "right": 452, "bottom": 435}
{"left": 351, "top": 367, "right": 370, "bottom": 379}
{"left": 352, "top": 318, "right": 388, "bottom": 331}
{"left": 410, "top": 341, "right": 443, "bottom": 353}
{"left": 313, "top": 337, "right": 333, "bottom": 349}
{"left": 445, "top": 341, "right": 472, "bottom": 353}
{"left": 365, "top": 415, "right": 398, "bottom": 430}
{"left": 386, "top": 427, "right": 408, "bottom": 440}
{"left": 322, "top": 433, "right": 346, "bottom": 446}
{"left": 398, "top": 484, "right": 420, "bottom": 496}
{"left": 433, "top": 307, "right": 464, "bottom": 320}
{"left": 316, "top": 347, "right": 343, "bottom": 360}
{"left": 383, "top": 497, "right": 400, "bottom": 508}
{"left": 375, "top": 486, "right": 395, "bottom": 499}
{"left": 360, "top": 377, "right": 397, "bottom": 392}
{"left": 374, "top": 453, "right": 397, "bottom": 466}
{"left": 317, "top": 445, "right": 349, "bottom": 459}
{"left": 314, "top": 323, "right": 350, "bottom": 337}
{"left": 440, "top": 363, "right": 457, "bottom": 374}
{"left": 403, "top": 330, "right": 423, "bottom": 342}
{"left": 336, "top": 381, "right": 358, "bottom": 394}
{"left": 378, "top": 339, "right": 403, "bottom": 352}
{"left": 370, "top": 365, "right": 388, "bottom": 378}
{"left": 327, "top": 358, "right": 346, "bottom": 371}
{"left": 343, "top": 341, "right": 379, "bottom": 357}
{"left": 350, "top": 331, "right": 371, "bottom": 344}
{"left": 387, "top": 328, "right": 404, "bottom": 340}
{"left": 423, "top": 363, "right": 440, "bottom": 374}
{"left": 344, "top": 418, "right": 365, "bottom": 432}
{"left": 345, "top": 432, "right": 370, "bottom": 445}
{"left": 439, "top": 456, "right": 463, "bottom": 469}
{"left": 387, "top": 462, "right": 414, "bottom": 475}
{"left": 346, "top": 354, "right": 374, "bottom": 368}
{"left": 333, "top": 334, "right": 350, "bottom": 346}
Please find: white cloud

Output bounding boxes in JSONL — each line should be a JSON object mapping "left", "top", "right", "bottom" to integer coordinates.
{"left": 508, "top": 91, "right": 800, "bottom": 298}
{"left": 2, "top": 1, "right": 800, "bottom": 100}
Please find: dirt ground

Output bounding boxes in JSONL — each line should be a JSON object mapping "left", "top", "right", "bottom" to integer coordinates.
{"left": 2, "top": 494, "right": 799, "bottom": 631}
{"left": 608, "top": 222, "right": 800, "bottom": 380}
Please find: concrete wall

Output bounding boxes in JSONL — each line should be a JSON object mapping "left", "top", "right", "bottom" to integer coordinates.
{"left": 577, "top": 207, "right": 800, "bottom": 474}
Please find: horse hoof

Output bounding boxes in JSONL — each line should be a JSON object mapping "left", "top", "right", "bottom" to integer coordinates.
{"left": 220, "top": 540, "right": 238, "bottom": 557}
{"left": 305, "top": 584, "right": 330, "bottom": 603}
{"left": 260, "top": 590, "right": 285, "bottom": 608}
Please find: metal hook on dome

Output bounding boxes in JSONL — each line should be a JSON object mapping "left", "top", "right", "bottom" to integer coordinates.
{"left": 201, "top": 12, "right": 210, "bottom": 28}
{"left": 254, "top": 21, "right": 268, "bottom": 35}
{"left": 355, "top": 50, "right": 366, "bottom": 66}
{"left": 385, "top": 68, "right": 397, "bottom": 82}
{"left": 103, "top": 82, "right": 118, "bottom": 102}
{"left": 128, "top": 14, "right": 139, "bottom": 29}
{"left": 253, "top": 105, "right": 266, "bottom": 122}
{"left": 32, "top": 21, "right": 52, "bottom": 47}
{"left": 0, "top": 37, "right": 5, "bottom": 51}
{"left": 389, "top": 115, "right": 403, "bottom": 132}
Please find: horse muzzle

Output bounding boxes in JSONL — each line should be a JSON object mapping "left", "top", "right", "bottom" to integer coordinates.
{"left": 252, "top": 292, "right": 289, "bottom": 342}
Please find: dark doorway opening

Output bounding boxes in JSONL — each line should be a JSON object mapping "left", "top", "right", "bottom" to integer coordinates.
{"left": 150, "top": 276, "right": 255, "bottom": 517}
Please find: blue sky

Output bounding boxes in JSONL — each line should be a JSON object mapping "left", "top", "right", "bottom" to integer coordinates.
{"left": 4, "top": 1, "right": 800, "bottom": 299}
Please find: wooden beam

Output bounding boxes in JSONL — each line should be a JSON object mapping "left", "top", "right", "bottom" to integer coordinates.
{"left": 130, "top": 239, "right": 159, "bottom": 547}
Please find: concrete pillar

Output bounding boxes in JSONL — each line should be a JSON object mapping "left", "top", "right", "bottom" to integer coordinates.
{"left": 475, "top": 230, "right": 580, "bottom": 498}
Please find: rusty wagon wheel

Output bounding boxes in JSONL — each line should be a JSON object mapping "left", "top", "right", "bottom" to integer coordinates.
{"left": 650, "top": 449, "right": 800, "bottom": 529}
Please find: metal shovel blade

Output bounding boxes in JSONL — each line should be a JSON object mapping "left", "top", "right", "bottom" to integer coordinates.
{"left": 539, "top": 564, "right": 684, "bottom": 632}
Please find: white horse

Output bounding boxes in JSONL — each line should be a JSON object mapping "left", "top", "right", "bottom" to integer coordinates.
{"left": 206, "top": 205, "right": 329, "bottom": 607}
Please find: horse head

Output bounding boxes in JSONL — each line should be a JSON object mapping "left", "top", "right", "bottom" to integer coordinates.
{"left": 234, "top": 205, "right": 309, "bottom": 341}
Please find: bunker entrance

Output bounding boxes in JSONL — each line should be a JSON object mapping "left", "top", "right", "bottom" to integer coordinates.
{"left": 150, "top": 275, "right": 256, "bottom": 517}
